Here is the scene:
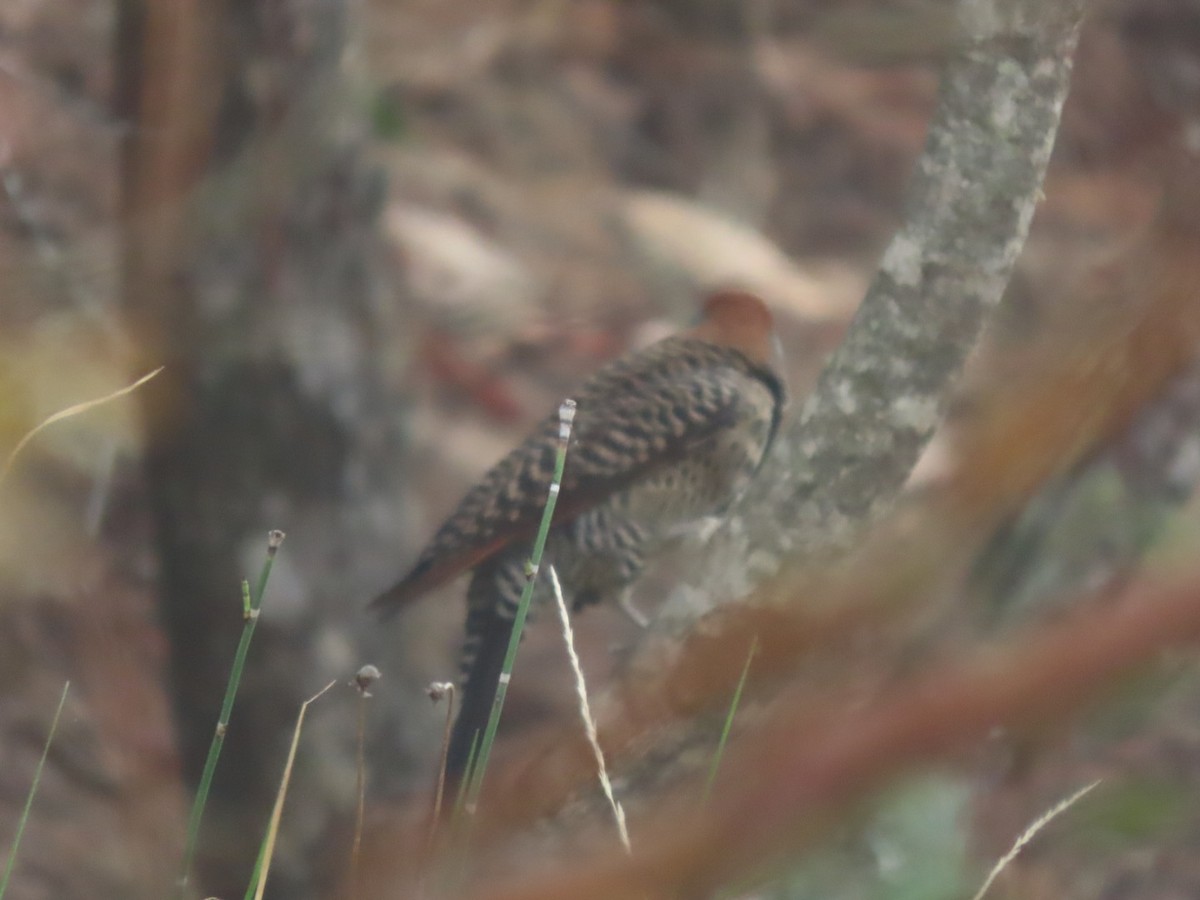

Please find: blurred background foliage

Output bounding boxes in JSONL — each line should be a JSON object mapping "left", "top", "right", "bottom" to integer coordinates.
{"left": 3, "top": 0, "right": 1200, "bottom": 898}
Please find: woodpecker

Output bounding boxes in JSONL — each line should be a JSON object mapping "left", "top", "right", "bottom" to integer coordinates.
{"left": 373, "top": 290, "right": 786, "bottom": 775}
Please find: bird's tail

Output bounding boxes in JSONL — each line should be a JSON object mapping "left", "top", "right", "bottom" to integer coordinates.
{"left": 445, "top": 607, "right": 515, "bottom": 782}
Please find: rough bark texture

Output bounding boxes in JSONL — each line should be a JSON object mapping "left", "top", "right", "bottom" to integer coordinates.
{"left": 346, "top": 2, "right": 1098, "bottom": 893}
{"left": 408, "top": 131, "right": 1200, "bottom": 900}
{"left": 118, "top": 0, "right": 405, "bottom": 895}
{"left": 661, "top": 0, "right": 1089, "bottom": 617}
{"left": 464, "top": 0, "right": 1096, "bottom": 878}
{"left": 20, "top": 0, "right": 1200, "bottom": 898}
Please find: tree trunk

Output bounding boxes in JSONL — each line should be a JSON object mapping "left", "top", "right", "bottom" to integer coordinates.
{"left": 117, "top": 0, "right": 409, "bottom": 894}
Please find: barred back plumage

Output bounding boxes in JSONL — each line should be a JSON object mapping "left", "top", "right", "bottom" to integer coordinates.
{"left": 371, "top": 290, "right": 785, "bottom": 776}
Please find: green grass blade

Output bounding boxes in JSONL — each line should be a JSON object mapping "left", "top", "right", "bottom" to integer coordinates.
{"left": 178, "top": 529, "right": 286, "bottom": 893}
{"left": 463, "top": 400, "right": 576, "bottom": 813}
{"left": 703, "top": 637, "right": 758, "bottom": 805}
{"left": 453, "top": 730, "right": 481, "bottom": 822}
{"left": 0, "top": 681, "right": 70, "bottom": 899}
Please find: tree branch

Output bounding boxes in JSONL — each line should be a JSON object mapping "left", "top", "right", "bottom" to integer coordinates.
{"left": 480, "top": 565, "right": 1200, "bottom": 900}
{"left": 674, "top": 0, "right": 1089, "bottom": 613}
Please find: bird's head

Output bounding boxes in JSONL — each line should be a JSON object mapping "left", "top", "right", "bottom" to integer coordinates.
{"left": 692, "top": 289, "right": 783, "bottom": 372}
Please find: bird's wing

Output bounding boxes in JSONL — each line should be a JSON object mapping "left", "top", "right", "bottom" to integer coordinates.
{"left": 371, "top": 338, "right": 763, "bottom": 615}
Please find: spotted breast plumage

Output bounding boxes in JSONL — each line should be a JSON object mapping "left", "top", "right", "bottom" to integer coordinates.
{"left": 372, "top": 290, "right": 786, "bottom": 775}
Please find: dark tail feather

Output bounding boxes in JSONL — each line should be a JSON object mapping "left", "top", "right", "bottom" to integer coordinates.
{"left": 445, "top": 609, "right": 515, "bottom": 782}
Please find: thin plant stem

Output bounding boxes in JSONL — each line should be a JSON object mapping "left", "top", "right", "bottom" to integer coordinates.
{"left": 453, "top": 732, "right": 480, "bottom": 819}
{"left": 463, "top": 399, "right": 576, "bottom": 813}
{"left": 548, "top": 564, "right": 629, "bottom": 852}
{"left": 178, "top": 529, "right": 286, "bottom": 893}
{"left": 415, "top": 683, "right": 457, "bottom": 899}
{"left": 0, "top": 681, "right": 69, "bottom": 899}
{"left": 703, "top": 637, "right": 758, "bottom": 805}
{"left": 427, "top": 683, "right": 456, "bottom": 849}
{"left": 355, "top": 694, "right": 367, "bottom": 871}
{"left": 0, "top": 367, "right": 163, "bottom": 490}
{"left": 971, "top": 779, "right": 1101, "bottom": 900}
{"left": 350, "top": 665, "right": 380, "bottom": 899}
{"left": 246, "top": 679, "right": 338, "bottom": 900}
